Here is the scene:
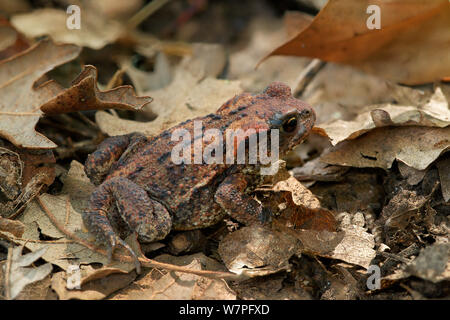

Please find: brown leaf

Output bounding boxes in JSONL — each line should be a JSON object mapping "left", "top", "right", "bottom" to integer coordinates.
{"left": 0, "top": 18, "right": 29, "bottom": 61}
{"left": 0, "top": 217, "right": 24, "bottom": 238}
{"left": 40, "top": 65, "right": 152, "bottom": 115}
{"left": 266, "top": 0, "right": 450, "bottom": 84}
{"left": 271, "top": 176, "right": 338, "bottom": 232}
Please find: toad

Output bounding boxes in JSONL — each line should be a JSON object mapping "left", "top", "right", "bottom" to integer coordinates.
{"left": 83, "top": 82, "right": 315, "bottom": 270}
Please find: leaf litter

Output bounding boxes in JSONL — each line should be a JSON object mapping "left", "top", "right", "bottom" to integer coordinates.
{"left": 0, "top": 0, "right": 449, "bottom": 300}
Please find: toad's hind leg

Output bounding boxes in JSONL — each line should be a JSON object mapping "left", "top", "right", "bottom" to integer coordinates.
{"left": 84, "top": 132, "right": 147, "bottom": 185}
{"left": 82, "top": 176, "right": 172, "bottom": 272}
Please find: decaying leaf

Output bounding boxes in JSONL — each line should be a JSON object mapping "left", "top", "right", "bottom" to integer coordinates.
{"left": 274, "top": 176, "right": 321, "bottom": 209}
{"left": 267, "top": 176, "right": 337, "bottom": 232}
{"left": 267, "top": 0, "right": 450, "bottom": 84}
{"left": 381, "top": 243, "right": 450, "bottom": 288}
{"left": 405, "top": 243, "right": 450, "bottom": 283}
{"left": 3, "top": 245, "right": 52, "bottom": 299}
{"left": 218, "top": 226, "right": 300, "bottom": 276}
{"left": 219, "top": 221, "right": 376, "bottom": 275}
{"left": 321, "top": 126, "right": 450, "bottom": 170}
{"left": 291, "top": 226, "right": 376, "bottom": 269}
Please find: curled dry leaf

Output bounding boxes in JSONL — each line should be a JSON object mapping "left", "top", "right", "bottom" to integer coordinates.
{"left": 318, "top": 87, "right": 450, "bottom": 146}
{"left": 267, "top": 0, "right": 450, "bottom": 84}
{"left": 11, "top": 8, "right": 123, "bottom": 50}
{"left": 321, "top": 126, "right": 450, "bottom": 170}
{"left": 3, "top": 245, "right": 52, "bottom": 299}
{"left": 40, "top": 65, "right": 152, "bottom": 115}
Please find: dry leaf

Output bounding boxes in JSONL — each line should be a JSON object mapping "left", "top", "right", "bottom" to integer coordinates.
{"left": 218, "top": 226, "right": 300, "bottom": 276}
{"left": 293, "top": 226, "right": 376, "bottom": 269}
{"left": 381, "top": 243, "right": 450, "bottom": 287}
{"left": 51, "top": 267, "right": 136, "bottom": 300}
{"left": 13, "top": 161, "right": 135, "bottom": 272}
{"left": 40, "top": 65, "right": 152, "bottom": 115}
{"left": 11, "top": 8, "right": 123, "bottom": 49}
{"left": 0, "top": 18, "right": 29, "bottom": 60}
{"left": 96, "top": 77, "right": 242, "bottom": 136}
{"left": 274, "top": 176, "right": 321, "bottom": 209}
{"left": 0, "top": 140, "right": 55, "bottom": 218}
{"left": 267, "top": 0, "right": 450, "bottom": 84}
{"left": 321, "top": 126, "right": 450, "bottom": 170}
{"left": 398, "top": 161, "right": 426, "bottom": 186}
{"left": 0, "top": 40, "right": 80, "bottom": 148}
{"left": 115, "top": 253, "right": 236, "bottom": 300}
{"left": 96, "top": 43, "right": 240, "bottom": 136}
{"left": 0, "top": 217, "right": 24, "bottom": 238}
{"left": 229, "top": 16, "right": 310, "bottom": 92}
{"left": 0, "top": 39, "right": 152, "bottom": 149}
{"left": 3, "top": 245, "right": 52, "bottom": 299}
{"left": 405, "top": 243, "right": 450, "bottom": 283}
{"left": 318, "top": 88, "right": 450, "bottom": 146}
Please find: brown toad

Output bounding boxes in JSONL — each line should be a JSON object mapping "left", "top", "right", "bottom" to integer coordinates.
{"left": 83, "top": 82, "right": 315, "bottom": 270}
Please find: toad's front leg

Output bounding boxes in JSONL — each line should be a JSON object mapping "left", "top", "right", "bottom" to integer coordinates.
{"left": 214, "top": 173, "right": 271, "bottom": 225}
{"left": 82, "top": 176, "right": 172, "bottom": 273}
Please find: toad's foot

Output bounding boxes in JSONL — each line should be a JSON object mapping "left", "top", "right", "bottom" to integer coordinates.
{"left": 82, "top": 176, "right": 172, "bottom": 273}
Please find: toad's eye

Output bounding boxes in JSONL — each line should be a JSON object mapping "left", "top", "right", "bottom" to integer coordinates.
{"left": 282, "top": 116, "right": 298, "bottom": 133}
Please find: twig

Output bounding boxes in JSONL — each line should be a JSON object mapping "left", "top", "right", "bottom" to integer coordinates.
{"left": 127, "top": 0, "right": 171, "bottom": 30}
{"left": 292, "top": 58, "right": 326, "bottom": 97}
{"left": 4, "top": 245, "right": 12, "bottom": 300}
{"left": 36, "top": 196, "right": 239, "bottom": 280}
